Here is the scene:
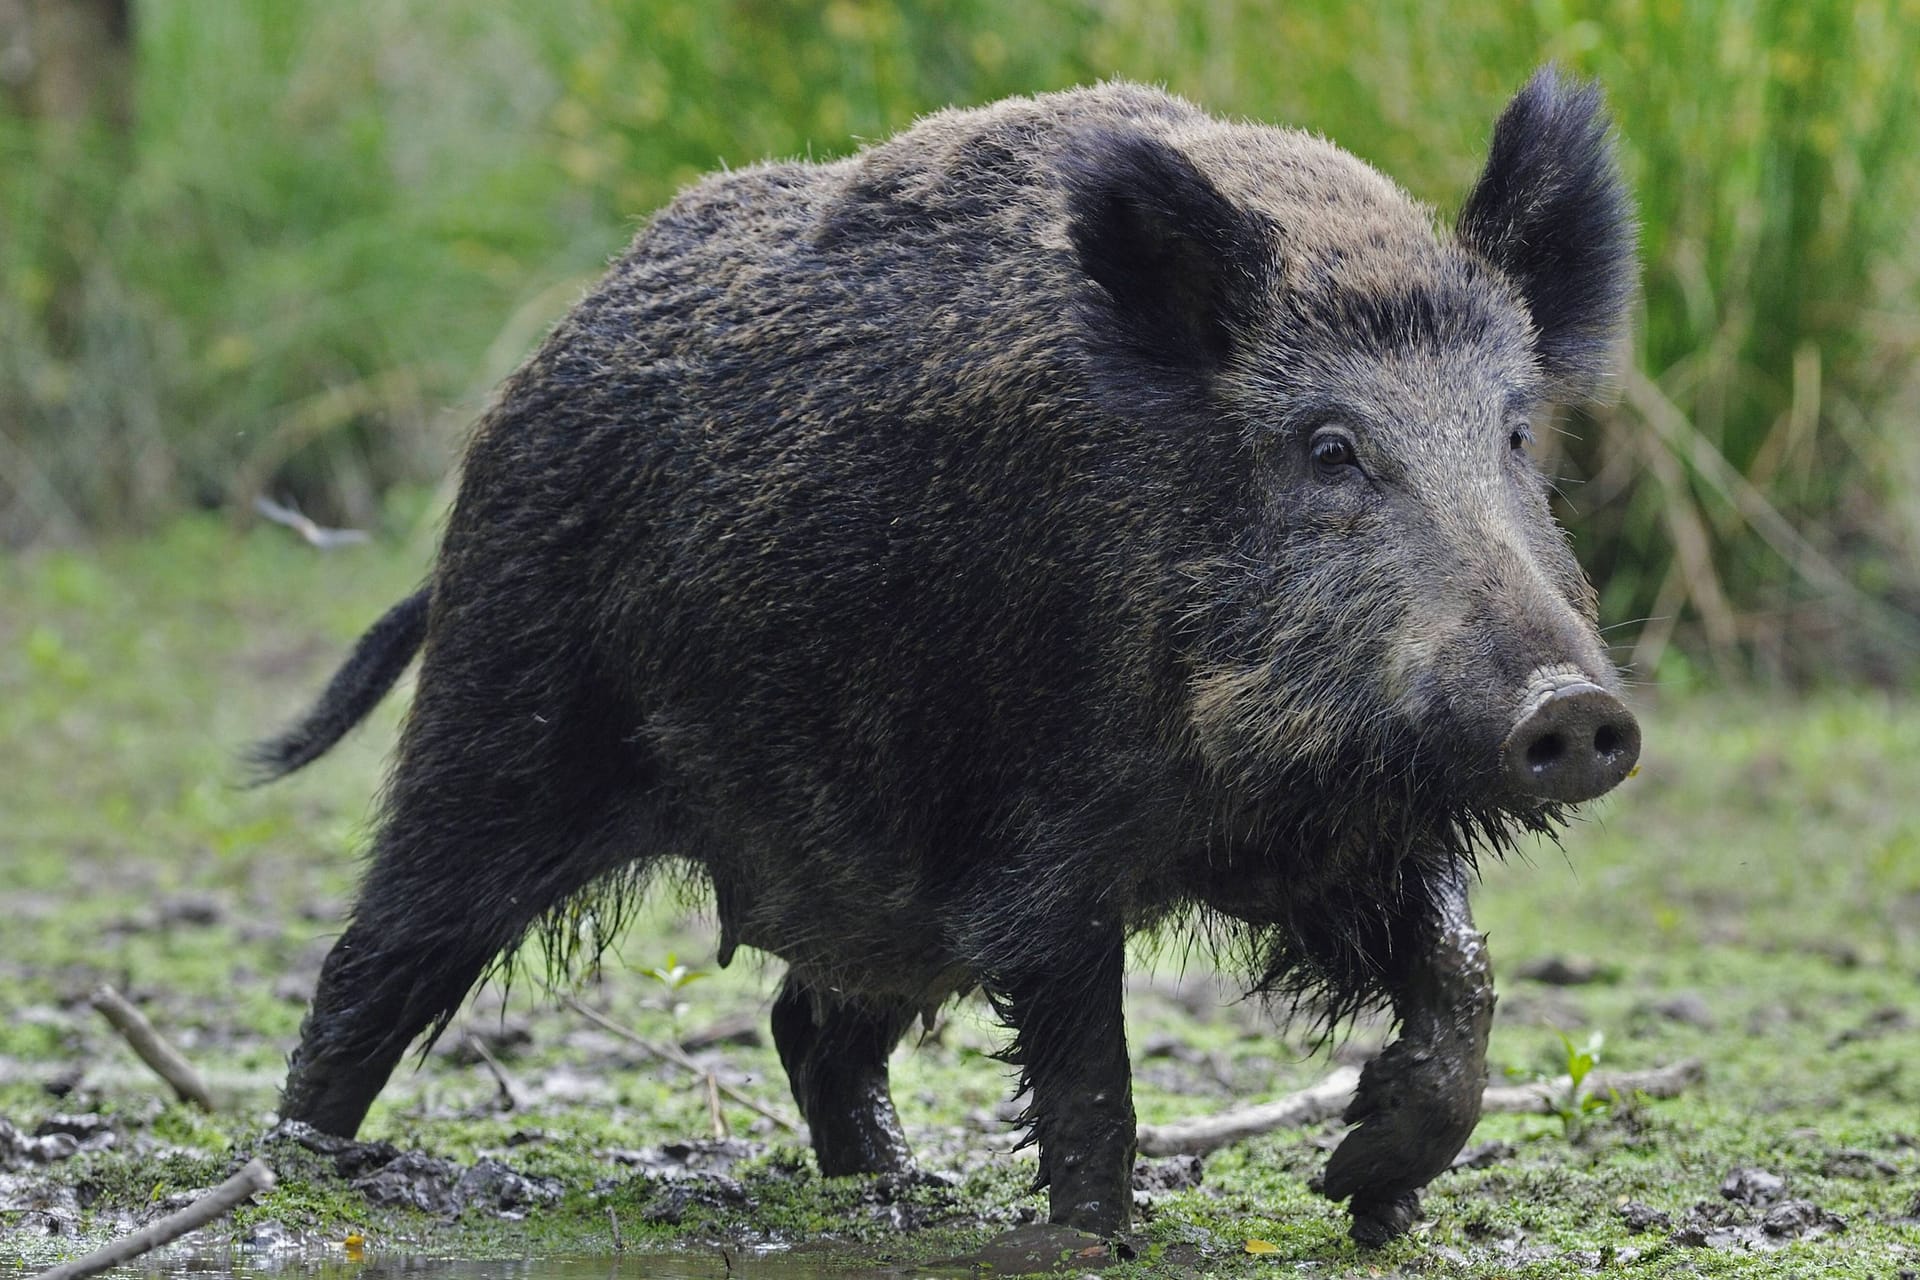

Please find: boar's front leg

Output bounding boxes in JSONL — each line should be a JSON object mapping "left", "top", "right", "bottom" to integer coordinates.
{"left": 991, "top": 922, "right": 1137, "bottom": 1236}
{"left": 1318, "top": 863, "right": 1493, "bottom": 1245}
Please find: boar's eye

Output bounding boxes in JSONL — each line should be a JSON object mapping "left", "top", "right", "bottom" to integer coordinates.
{"left": 1508, "top": 424, "right": 1536, "bottom": 454}
{"left": 1309, "top": 429, "right": 1360, "bottom": 478}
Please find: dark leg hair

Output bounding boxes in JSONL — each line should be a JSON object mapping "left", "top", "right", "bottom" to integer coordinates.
{"left": 279, "top": 917, "right": 495, "bottom": 1135}
{"left": 770, "top": 975, "right": 916, "bottom": 1176}
{"left": 280, "top": 622, "right": 646, "bottom": 1137}
{"left": 989, "top": 922, "right": 1136, "bottom": 1235}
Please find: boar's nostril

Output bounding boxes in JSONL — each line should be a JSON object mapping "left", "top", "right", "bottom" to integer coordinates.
{"left": 1503, "top": 683, "right": 1640, "bottom": 804}
{"left": 1524, "top": 732, "right": 1566, "bottom": 770}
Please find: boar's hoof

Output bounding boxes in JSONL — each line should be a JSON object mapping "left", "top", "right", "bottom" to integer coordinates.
{"left": 1348, "top": 1191, "right": 1422, "bottom": 1246}
{"left": 1317, "top": 1034, "right": 1483, "bottom": 1243}
{"left": 1503, "top": 680, "right": 1640, "bottom": 803}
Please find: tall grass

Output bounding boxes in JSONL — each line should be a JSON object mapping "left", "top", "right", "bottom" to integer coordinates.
{"left": 2, "top": 0, "right": 1915, "bottom": 679}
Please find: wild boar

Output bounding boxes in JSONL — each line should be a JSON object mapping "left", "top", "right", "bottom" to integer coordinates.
{"left": 256, "top": 68, "right": 1639, "bottom": 1243}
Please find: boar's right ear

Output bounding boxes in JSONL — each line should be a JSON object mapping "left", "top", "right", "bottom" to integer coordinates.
{"left": 1062, "top": 129, "right": 1273, "bottom": 377}
{"left": 1457, "top": 67, "right": 1636, "bottom": 401}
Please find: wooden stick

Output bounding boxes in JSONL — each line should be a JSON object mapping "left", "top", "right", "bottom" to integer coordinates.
{"left": 89, "top": 985, "right": 215, "bottom": 1111}
{"left": 705, "top": 1073, "right": 729, "bottom": 1139}
{"left": 563, "top": 997, "right": 796, "bottom": 1131}
{"left": 1136, "top": 1059, "right": 1704, "bottom": 1158}
{"left": 30, "top": 1158, "right": 275, "bottom": 1280}
{"left": 1481, "top": 1058, "right": 1704, "bottom": 1115}
{"left": 464, "top": 1030, "right": 529, "bottom": 1113}
{"left": 1137, "top": 1066, "right": 1360, "bottom": 1157}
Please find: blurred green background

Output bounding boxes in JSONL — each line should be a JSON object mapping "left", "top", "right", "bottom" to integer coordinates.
{"left": 3, "top": 0, "right": 1917, "bottom": 684}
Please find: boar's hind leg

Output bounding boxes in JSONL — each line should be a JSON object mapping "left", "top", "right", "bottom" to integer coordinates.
{"left": 283, "top": 807, "right": 637, "bottom": 1136}
{"left": 771, "top": 977, "right": 916, "bottom": 1176}
{"left": 281, "top": 667, "right": 645, "bottom": 1138}
{"left": 991, "top": 924, "right": 1136, "bottom": 1236}
{"left": 1318, "top": 863, "right": 1494, "bottom": 1245}
{"left": 279, "top": 914, "right": 495, "bottom": 1137}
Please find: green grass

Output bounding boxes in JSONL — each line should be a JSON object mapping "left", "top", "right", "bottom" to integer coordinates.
{"left": 2, "top": 515, "right": 1918, "bottom": 1277}
{"left": 3, "top": 1, "right": 1917, "bottom": 677}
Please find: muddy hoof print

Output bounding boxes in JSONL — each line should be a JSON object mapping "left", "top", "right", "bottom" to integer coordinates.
{"left": 1349, "top": 1190, "right": 1421, "bottom": 1246}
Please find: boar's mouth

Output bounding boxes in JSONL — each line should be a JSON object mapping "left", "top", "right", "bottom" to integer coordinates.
{"left": 1499, "top": 667, "right": 1640, "bottom": 805}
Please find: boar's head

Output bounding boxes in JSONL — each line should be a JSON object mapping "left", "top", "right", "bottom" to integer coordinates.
{"left": 1063, "top": 69, "right": 1639, "bottom": 839}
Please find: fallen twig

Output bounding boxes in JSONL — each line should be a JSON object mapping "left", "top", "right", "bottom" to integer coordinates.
{"left": 29, "top": 1158, "right": 275, "bottom": 1280}
{"left": 564, "top": 996, "right": 796, "bottom": 1131}
{"left": 252, "top": 495, "right": 371, "bottom": 550}
{"left": 1481, "top": 1058, "right": 1705, "bottom": 1115}
{"left": 90, "top": 985, "right": 215, "bottom": 1111}
{"left": 1137, "top": 1066, "right": 1360, "bottom": 1157}
{"left": 464, "top": 1030, "right": 529, "bottom": 1113}
{"left": 1135, "top": 1058, "right": 1704, "bottom": 1158}
{"left": 705, "top": 1073, "right": 729, "bottom": 1139}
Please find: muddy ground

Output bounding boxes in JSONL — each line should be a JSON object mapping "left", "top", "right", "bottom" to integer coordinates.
{"left": 3, "top": 513, "right": 1918, "bottom": 1278}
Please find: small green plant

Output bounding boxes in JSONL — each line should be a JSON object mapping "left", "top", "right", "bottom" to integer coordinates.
{"left": 1504, "top": 1028, "right": 1612, "bottom": 1142}
{"left": 1551, "top": 1029, "right": 1610, "bottom": 1141}
{"left": 636, "top": 951, "right": 707, "bottom": 1035}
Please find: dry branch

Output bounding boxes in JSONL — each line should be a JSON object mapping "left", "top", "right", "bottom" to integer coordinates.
{"left": 29, "top": 1158, "right": 275, "bottom": 1280}
{"left": 1481, "top": 1057, "right": 1704, "bottom": 1114}
{"left": 564, "top": 996, "right": 796, "bottom": 1131}
{"left": 1137, "top": 1065, "right": 1360, "bottom": 1157}
{"left": 705, "top": 1072, "right": 729, "bottom": 1139}
{"left": 252, "top": 495, "right": 370, "bottom": 549}
{"left": 1135, "top": 1058, "right": 1703, "bottom": 1158}
{"left": 463, "top": 1030, "right": 529, "bottom": 1113}
{"left": 90, "top": 984, "right": 215, "bottom": 1111}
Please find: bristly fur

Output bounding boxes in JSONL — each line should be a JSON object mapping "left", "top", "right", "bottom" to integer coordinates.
{"left": 1221, "top": 792, "right": 1563, "bottom": 1034}
{"left": 1061, "top": 126, "right": 1277, "bottom": 375}
{"left": 1456, "top": 65, "right": 1637, "bottom": 400}
{"left": 264, "top": 75, "right": 1637, "bottom": 1234}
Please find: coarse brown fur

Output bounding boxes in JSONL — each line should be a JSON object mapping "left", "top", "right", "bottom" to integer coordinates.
{"left": 257, "top": 70, "right": 1638, "bottom": 1242}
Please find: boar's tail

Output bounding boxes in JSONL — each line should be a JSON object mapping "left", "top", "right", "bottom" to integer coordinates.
{"left": 247, "top": 587, "right": 431, "bottom": 783}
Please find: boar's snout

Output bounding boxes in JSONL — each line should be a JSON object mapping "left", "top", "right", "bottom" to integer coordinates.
{"left": 1500, "top": 676, "right": 1640, "bottom": 804}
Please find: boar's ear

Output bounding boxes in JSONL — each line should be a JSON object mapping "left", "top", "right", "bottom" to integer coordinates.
{"left": 1062, "top": 129, "right": 1273, "bottom": 375}
{"left": 1457, "top": 67, "right": 1636, "bottom": 400}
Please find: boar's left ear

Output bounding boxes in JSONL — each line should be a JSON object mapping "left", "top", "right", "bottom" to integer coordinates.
{"left": 1457, "top": 67, "right": 1637, "bottom": 400}
{"left": 1062, "top": 128, "right": 1273, "bottom": 377}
